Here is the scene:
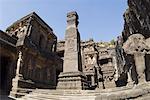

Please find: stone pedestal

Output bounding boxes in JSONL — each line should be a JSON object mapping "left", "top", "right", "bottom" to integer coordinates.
{"left": 104, "top": 81, "right": 116, "bottom": 89}
{"left": 10, "top": 77, "right": 35, "bottom": 98}
{"left": 57, "top": 72, "right": 87, "bottom": 89}
{"left": 10, "top": 75, "right": 22, "bottom": 97}
{"left": 96, "top": 82, "right": 104, "bottom": 89}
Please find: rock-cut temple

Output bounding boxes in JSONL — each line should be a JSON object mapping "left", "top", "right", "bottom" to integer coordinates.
{"left": 0, "top": 0, "right": 150, "bottom": 99}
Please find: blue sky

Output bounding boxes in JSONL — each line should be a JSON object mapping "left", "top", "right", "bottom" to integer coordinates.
{"left": 0, "top": 0, "right": 127, "bottom": 42}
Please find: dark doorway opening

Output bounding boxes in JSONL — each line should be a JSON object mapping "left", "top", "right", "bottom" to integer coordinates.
{"left": 99, "top": 58, "right": 112, "bottom": 66}
{"left": 56, "top": 70, "right": 60, "bottom": 86}
{"left": 145, "top": 54, "right": 150, "bottom": 81}
{"left": 115, "top": 73, "right": 127, "bottom": 87}
{"left": 0, "top": 56, "right": 10, "bottom": 95}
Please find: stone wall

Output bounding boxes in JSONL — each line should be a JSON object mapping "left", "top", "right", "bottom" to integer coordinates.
{"left": 0, "top": 30, "right": 17, "bottom": 95}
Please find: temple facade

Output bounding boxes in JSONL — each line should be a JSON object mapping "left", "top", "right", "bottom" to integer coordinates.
{"left": 0, "top": 1, "right": 150, "bottom": 98}
{"left": 0, "top": 12, "right": 63, "bottom": 97}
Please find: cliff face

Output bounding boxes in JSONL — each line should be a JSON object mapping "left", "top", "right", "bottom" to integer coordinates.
{"left": 122, "top": 0, "right": 150, "bottom": 41}
{"left": 121, "top": 0, "right": 150, "bottom": 82}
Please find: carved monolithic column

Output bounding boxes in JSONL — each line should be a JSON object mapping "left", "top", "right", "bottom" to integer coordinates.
{"left": 123, "top": 34, "right": 150, "bottom": 84}
{"left": 57, "top": 11, "right": 87, "bottom": 89}
{"left": 10, "top": 51, "right": 24, "bottom": 97}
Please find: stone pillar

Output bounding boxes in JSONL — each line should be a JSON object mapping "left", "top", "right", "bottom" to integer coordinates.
{"left": 10, "top": 51, "right": 24, "bottom": 97}
{"left": 113, "top": 56, "right": 119, "bottom": 81}
{"left": 10, "top": 50, "right": 35, "bottom": 98}
{"left": 14, "top": 52, "right": 23, "bottom": 77}
{"left": 127, "top": 70, "right": 134, "bottom": 86}
{"left": 134, "top": 53, "right": 146, "bottom": 83}
{"left": 57, "top": 11, "right": 87, "bottom": 89}
{"left": 91, "top": 75, "right": 95, "bottom": 86}
{"left": 127, "top": 72, "right": 132, "bottom": 83}
{"left": 96, "top": 67, "right": 101, "bottom": 88}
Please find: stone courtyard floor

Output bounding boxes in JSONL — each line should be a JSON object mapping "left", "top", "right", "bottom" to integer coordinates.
{"left": 8, "top": 82, "right": 150, "bottom": 100}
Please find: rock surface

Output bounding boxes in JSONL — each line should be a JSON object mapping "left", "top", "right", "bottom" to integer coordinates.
{"left": 122, "top": 0, "right": 150, "bottom": 84}
{"left": 122, "top": 0, "right": 150, "bottom": 41}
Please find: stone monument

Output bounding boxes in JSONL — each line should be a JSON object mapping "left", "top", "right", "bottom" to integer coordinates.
{"left": 57, "top": 11, "right": 87, "bottom": 89}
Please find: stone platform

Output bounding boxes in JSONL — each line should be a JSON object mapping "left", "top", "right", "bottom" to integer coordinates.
{"left": 57, "top": 71, "right": 88, "bottom": 90}
{"left": 15, "top": 83, "right": 150, "bottom": 100}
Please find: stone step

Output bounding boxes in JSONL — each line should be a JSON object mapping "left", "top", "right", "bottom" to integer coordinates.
{"left": 10, "top": 88, "right": 35, "bottom": 98}
{"left": 34, "top": 89, "right": 100, "bottom": 95}
{"left": 19, "top": 89, "right": 96, "bottom": 100}
{"left": 10, "top": 92, "right": 27, "bottom": 97}
{"left": 21, "top": 94, "right": 96, "bottom": 100}
{"left": 19, "top": 83, "right": 150, "bottom": 100}
{"left": 34, "top": 86, "right": 133, "bottom": 95}
{"left": 20, "top": 95, "right": 60, "bottom": 100}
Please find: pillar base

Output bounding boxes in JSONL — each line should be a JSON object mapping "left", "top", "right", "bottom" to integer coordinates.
{"left": 57, "top": 71, "right": 88, "bottom": 90}
{"left": 127, "top": 81, "right": 134, "bottom": 87}
{"left": 104, "top": 81, "right": 116, "bottom": 89}
{"left": 10, "top": 76, "right": 35, "bottom": 98}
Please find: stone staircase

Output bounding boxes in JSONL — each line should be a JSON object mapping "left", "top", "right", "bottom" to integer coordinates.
{"left": 16, "top": 83, "right": 150, "bottom": 100}
{"left": 18, "top": 89, "right": 97, "bottom": 100}
{"left": 9, "top": 88, "right": 34, "bottom": 99}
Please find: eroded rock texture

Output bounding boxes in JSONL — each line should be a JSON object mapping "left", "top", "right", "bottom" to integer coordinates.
{"left": 122, "top": 0, "right": 150, "bottom": 83}
{"left": 122, "top": 0, "right": 150, "bottom": 42}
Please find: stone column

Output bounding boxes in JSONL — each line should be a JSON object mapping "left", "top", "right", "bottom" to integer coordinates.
{"left": 127, "top": 72, "right": 132, "bottom": 82}
{"left": 10, "top": 51, "right": 24, "bottom": 97}
{"left": 134, "top": 53, "right": 146, "bottom": 83}
{"left": 127, "top": 70, "right": 134, "bottom": 86}
{"left": 16, "top": 51, "right": 23, "bottom": 78}
{"left": 91, "top": 75, "right": 95, "bottom": 86}
{"left": 57, "top": 11, "right": 87, "bottom": 89}
{"left": 96, "top": 67, "right": 102, "bottom": 89}
{"left": 113, "top": 56, "right": 119, "bottom": 81}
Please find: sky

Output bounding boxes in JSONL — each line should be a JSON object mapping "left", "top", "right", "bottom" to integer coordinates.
{"left": 0, "top": 0, "right": 127, "bottom": 42}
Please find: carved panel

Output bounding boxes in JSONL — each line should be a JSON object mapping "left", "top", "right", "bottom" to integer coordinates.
{"left": 66, "top": 39, "right": 75, "bottom": 52}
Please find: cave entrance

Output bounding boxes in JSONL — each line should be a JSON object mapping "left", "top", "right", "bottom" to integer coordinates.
{"left": 0, "top": 56, "right": 10, "bottom": 95}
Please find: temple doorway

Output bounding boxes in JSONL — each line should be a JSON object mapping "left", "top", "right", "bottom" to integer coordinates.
{"left": 0, "top": 56, "right": 10, "bottom": 95}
